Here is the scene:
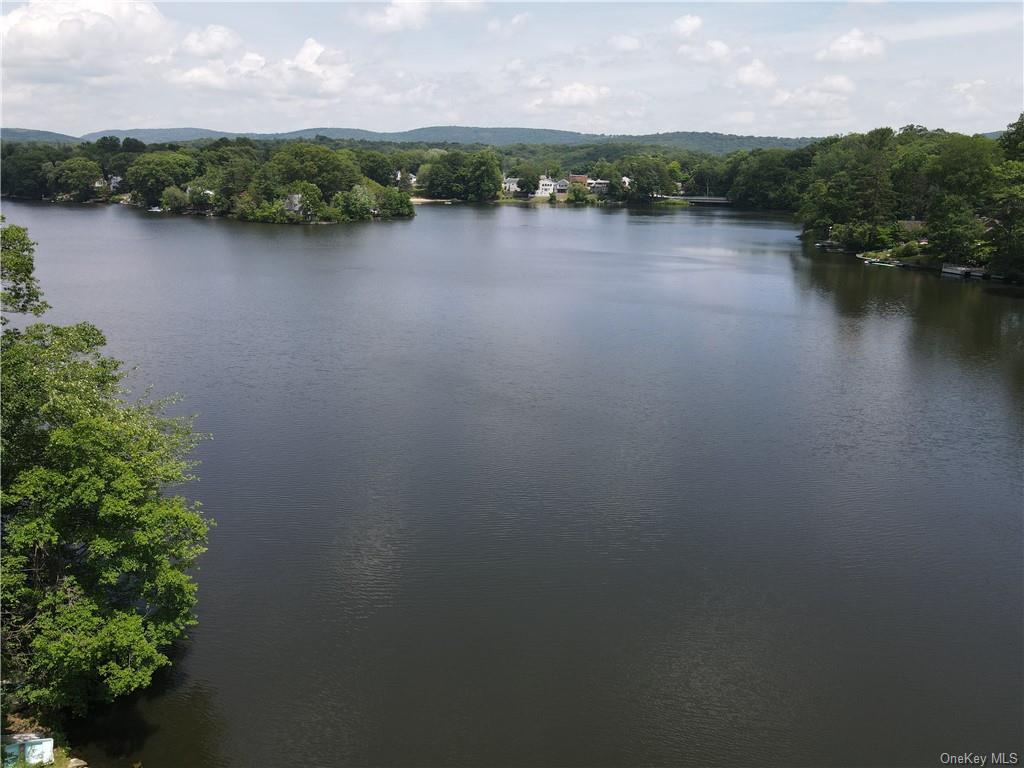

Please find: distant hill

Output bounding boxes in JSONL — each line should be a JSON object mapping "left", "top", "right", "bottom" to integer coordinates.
{"left": 1, "top": 128, "right": 81, "bottom": 144}
{"left": 78, "top": 125, "right": 819, "bottom": 153}
{"left": 78, "top": 127, "right": 236, "bottom": 143}
{"left": 7, "top": 125, "right": 821, "bottom": 154}
{"left": 3, "top": 124, "right": 1006, "bottom": 154}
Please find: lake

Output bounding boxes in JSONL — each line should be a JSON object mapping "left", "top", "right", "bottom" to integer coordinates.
{"left": 4, "top": 200, "right": 1022, "bottom": 767}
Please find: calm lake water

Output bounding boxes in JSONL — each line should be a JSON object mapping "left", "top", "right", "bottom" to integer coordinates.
{"left": 4, "top": 200, "right": 1022, "bottom": 767}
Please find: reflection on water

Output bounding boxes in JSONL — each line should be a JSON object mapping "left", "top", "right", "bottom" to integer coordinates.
{"left": 791, "top": 245, "right": 1024, "bottom": 397}
{"left": 3, "top": 201, "right": 1020, "bottom": 768}
{"left": 66, "top": 653, "right": 228, "bottom": 768}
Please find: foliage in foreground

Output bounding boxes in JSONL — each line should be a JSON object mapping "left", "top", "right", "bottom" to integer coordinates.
{"left": 0, "top": 223, "right": 210, "bottom": 715}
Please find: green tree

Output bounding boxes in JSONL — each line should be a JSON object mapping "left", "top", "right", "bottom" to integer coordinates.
{"left": 94, "top": 136, "right": 122, "bottom": 155}
{"left": 376, "top": 187, "right": 414, "bottom": 218}
{"left": 338, "top": 185, "right": 376, "bottom": 221}
{"left": 566, "top": 182, "right": 590, "bottom": 205}
{"left": 121, "top": 137, "right": 147, "bottom": 153}
{"left": 515, "top": 164, "right": 541, "bottom": 197}
{"left": 463, "top": 151, "right": 503, "bottom": 202}
{"left": 1, "top": 145, "right": 68, "bottom": 199}
{"left": 1, "top": 227, "right": 210, "bottom": 716}
{"left": 986, "top": 160, "right": 1024, "bottom": 277}
{"left": 926, "top": 134, "right": 1000, "bottom": 201}
{"left": 126, "top": 152, "right": 198, "bottom": 206}
{"left": 621, "top": 155, "right": 672, "bottom": 202}
{"left": 160, "top": 185, "right": 190, "bottom": 212}
{"left": 666, "top": 160, "right": 683, "bottom": 185}
{"left": 53, "top": 157, "right": 102, "bottom": 201}
{"left": 927, "top": 193, "right": 987, "bottom": 264}
{"left": 729, "top": 149, "right": 801, "bottom": 209}
{"left": 998, "top": 112, "right": 1024, "bottom": 162}
{"left": 2, "top": 223, "right": 50, "bottom": 323}
{"left": 591, "top": 159, "right": 616, "bottom": 184}
{"left": 357, "top": 151, "right": 396, "bottom": 186}
{"left": 266, "top": 143, "right": 361, "bottom": 201}
{"left": 423, "top": 151, "right": 465, "bottom": 200}
{"left": 891, "top": 143, "right": 935, "bottom": 220}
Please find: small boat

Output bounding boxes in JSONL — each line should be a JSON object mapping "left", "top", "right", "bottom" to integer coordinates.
{"left": 147, "top": 206, "right": 163, "bottom": 213}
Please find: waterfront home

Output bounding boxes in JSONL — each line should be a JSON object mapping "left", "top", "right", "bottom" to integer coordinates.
{"left": 535, "top": 176, "right": 556, "bottom": 197}
{"left": 283, "top": 193, "right": 303, "bottom": 213}
{"left": 569, "top": 174, "right": 589, "bottom": 186}
{"left": 588, "top": 179, "right": 610, "bottom": 194}
{"left": 555, "top": 179, "right": 570, "bottom": 193}
{"left": 502, "top": 177, "right": 520, "bottom": 194}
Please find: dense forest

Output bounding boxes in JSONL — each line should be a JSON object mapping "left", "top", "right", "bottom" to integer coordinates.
{"left": 1, "top": 137, "right": 417, "bottom": 224}
{"left": 2, "top": 113, "right": 1022, "bottom": 276}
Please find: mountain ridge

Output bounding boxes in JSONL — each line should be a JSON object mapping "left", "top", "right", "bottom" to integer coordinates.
{"left": 2, "top": 125, "right": 1005, "bottom": 154}
{"left": 3, "top": 125, "right": 820, "bottom": 153}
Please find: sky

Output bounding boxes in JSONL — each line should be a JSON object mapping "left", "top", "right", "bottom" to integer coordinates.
{"left": 1, "top": 0, "right": 1021, "bottom": 138}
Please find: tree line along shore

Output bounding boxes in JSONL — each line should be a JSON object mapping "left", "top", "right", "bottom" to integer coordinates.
{"left": 2, "top": 113, "right": 1022, "bottom": 278}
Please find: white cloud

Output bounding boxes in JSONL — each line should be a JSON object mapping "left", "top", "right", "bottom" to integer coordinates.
{"left": 0, "top": 1, "right": 1017, "bottom": 138}
{"left": 522, "top": 74, "right": 552, "bottom": 91}
{"left": 180, "top": 24, "right": 243, "bottom": 58}
{"left": 773, "top": 75, "right": 856, "bottom": 110}
{"left": 609, "top": 34, "right": 642, "bottom": 52}
{"left": 672, "top": 15, "right": 702, "bottom": 38}
{"left": 679, "top": 39, "right": 731, "bottom": 64}
{"left": 736, "top": 59, "right": 777, "bottom": 89}
{"left": 357, "top": 1, "right": 431, "bottom": 32}
{"left": 1, "top": 0, "right": 174, "bottom": 71}
{"left": 816, "top": 28, "right": 884, "bottom": 61}
{"left": 168, "top": 38, "right": 353, "bottom": 99}
{"left": 950, "top": 79, "right": 990, "bottom": 114}
{"left": 819, "top": 74, "right": 856, "bottom": 93}
{"left": 486, "top": 13, "right": 529, "bottom": 38}
{"left": 528, "top": 82, "right": 611, "bottom": 111}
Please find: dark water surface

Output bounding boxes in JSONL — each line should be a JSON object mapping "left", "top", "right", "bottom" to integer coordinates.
{"left": 4, "top": 201, "right": 1022, "bottom": 767}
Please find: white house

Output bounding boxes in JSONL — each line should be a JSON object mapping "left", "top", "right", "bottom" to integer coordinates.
{"left": 534, "top": 175, "right": 556, "bottom": 197}
{"left": 555, "top": 179, "right": 570, "bottom": 193}
{"left": 502, "top": 177, "right": 520, "bottom": 194}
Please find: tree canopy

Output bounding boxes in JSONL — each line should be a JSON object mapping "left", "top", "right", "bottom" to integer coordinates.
{"left": 1, "top": 223, "right": 210, "bottom": 716}
{"left": 1, "top": 223, "right": 49, "bottom": 323}
{"left": 125, "top": 151, "right": 198, "bottom": 206}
